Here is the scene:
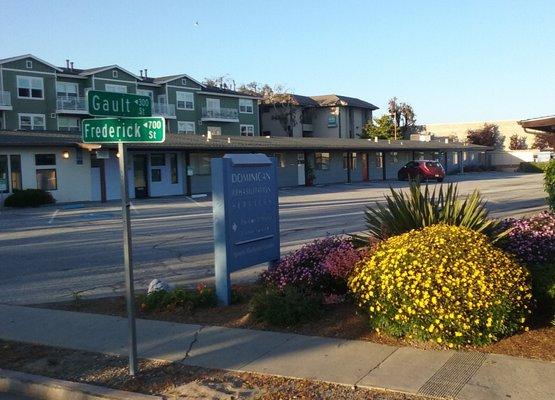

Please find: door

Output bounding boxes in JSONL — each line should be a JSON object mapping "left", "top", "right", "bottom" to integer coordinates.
{"left": 361, "top": 153, "right": 369, "bottom": 181}
{"left": 133, "top": 155, "right": 149, "bottom": 198}
{"left": 207, "top": 126, "right": 222, "bottom": 136}
{"left": 206, "top": 98, "right": 220, "bottom": 113}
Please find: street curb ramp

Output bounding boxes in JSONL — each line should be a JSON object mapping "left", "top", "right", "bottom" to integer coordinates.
{"left": 0, "top": 368, "right": 161, "bottom": 400}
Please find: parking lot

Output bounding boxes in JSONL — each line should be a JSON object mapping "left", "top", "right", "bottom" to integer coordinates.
{"left": 0, "top": 172, "right": 547, "bottom": 305}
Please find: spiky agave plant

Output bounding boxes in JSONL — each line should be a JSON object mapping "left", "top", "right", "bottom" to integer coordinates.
{"left": 357, "top": 181, "right": 505, "bottom": 242}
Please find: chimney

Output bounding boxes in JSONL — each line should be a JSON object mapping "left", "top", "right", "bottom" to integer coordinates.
{"left": 144, "top": 68, "right": 148, "bottom": 78}
{"left": 70, "top": 62, "right": 74, "bottom": 70}
{"left": 139, "top": 70, "right": 143, "bottom": 78}
{"left": 66, "top": 59, "right": 69, "bottom": 69}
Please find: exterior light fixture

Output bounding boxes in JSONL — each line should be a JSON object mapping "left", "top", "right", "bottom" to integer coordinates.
{"left": 116, "top": 152, "right": 120, "bottom": 158}
{"left": 62, "top": 151, "right": 70, "bottom": 159}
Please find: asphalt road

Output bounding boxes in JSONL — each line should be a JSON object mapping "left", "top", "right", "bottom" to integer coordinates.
{"left": 0, "top": 172, "right": 547, "bottom": 305}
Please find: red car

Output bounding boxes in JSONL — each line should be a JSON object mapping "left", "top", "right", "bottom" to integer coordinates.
{"left": 398, "top": 160, "right": 445, "bottom": 182}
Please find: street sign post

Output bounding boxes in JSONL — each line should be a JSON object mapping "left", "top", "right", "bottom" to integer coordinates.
{"left": 82, "top": 96, "right": 165, "bottom": 376}
{"left": 211, "top": 154, "right": 280, "bottom": 305}
{"left": 87, "top": 90, "right": 152, "bottom": 117}
{"left": 82, "top": 117, "right": 165, "bottom": 144}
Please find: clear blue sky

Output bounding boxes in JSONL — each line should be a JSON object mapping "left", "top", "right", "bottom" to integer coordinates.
{"left": 1, "top": 0, "right": 554, "bottom": 124}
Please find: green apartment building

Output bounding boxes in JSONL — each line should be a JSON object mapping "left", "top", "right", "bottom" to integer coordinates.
{"left": 0, "top": 54, "right": 261, "bottom": 136}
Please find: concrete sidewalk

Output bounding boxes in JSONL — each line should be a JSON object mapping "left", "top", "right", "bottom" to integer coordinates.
{"left": 0, "top": 305, "right": 553, "bottom": 400}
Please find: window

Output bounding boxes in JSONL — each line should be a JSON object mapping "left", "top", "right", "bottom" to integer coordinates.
{"left": 0, "top": 155, "right": 8, "bottom": 193}
{"left": 136, "top": 89, "right": 154, "bottom": 102}
{"left": 170, "top": 153, "right": 178, "bottom": 184}
{"left": 181, "top": 78, "right": 187, "bottom": 85}
{"left": 10, "top": 155, "right": 22, "bottom": 191}
{"left": 17, "top": 76, "right": 44, "bottom": 99}
{"left": 151, "top": 169, "right": 162, "bottom": 182}
{"left": 176, "top": 91, "right": 194, "bottom": 110}
{"left": 177, "top": 121, "right": 195, "bottom": 134}
{"left": 19, "top": 114, "right": 45, "bottom": 130}
{"left": 76, "top": 149, "right": 83, "bottom": 165}
{"left": 36, "top": 169, "right": 57, "bottom": 190}
{"left": 343, "top": 153, "right": 357, "bottom": 170}
{"left": 315, "top": 152, "right": 330, "bottom": 170}
{"left": 150, "top": 154, "right": 166, "bottom": 166}
{"left": 239, "top": 98, "right": 253, "bottom": 113}
{"left": 190, "top": 153, "right": 211, "bottom": 175}
{"left": 105, "top": 84, "right": 127, "bottom": 93}
{"left": 26, "top": 60, "right": 33, "bottom": 69}
{"left": 56, "top": 82, "right": 78, "bottom": 98}
{"left": 240, "top": 124, "right": 255, "bottom": 136}
{"left": 376, "top": 152, "right": 383, "bottom": 168}
{"left": 207, "top": 126, "right": 221, "bottom": 136}
{"left": 35, "top": 154, "right": 56, "bottom": 166}
{"left": 112, "top": 70, "right": 118, "bottom": 78}
{"left": 58, "top": 117, "right": 80, "bottom": 132}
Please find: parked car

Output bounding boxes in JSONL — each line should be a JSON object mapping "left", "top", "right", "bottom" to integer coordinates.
{"left": 398, "top": 160, "right": 445, "bottom": 182}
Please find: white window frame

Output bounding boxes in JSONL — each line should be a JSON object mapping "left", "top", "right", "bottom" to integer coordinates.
{"left": 207, "top": 126, "right": 222, "bottom": 136}
{"left": 176, "top": 91, "right": 194, "bottom": 110}
{"left": 177, "top": 121, "right": 196, "bottom": 135}
{"left": 26, "top": 60, "right": 33, "bottom": 69}
{"left": 112, "top": 70, "right": 118, "bottom": 78}
{"left": 240, "top": 124, "right": 255, "bottom": 136}
{"left": 57, "top": 116, "right": 80, "bottom": 132}
{"left": 17, "top": 75, "right": 44, "bottom": 100}
{"left": 104, "top": 84, "right": 127, "bottom": 93}
{"left": 206, "top": 98, "right": 220, "bottom": 111}
{"left": 18, "top": 113, "right": 46, "bottom": 130}
{"left": 239, "top": 98, "right": 253, "bottom": 114}
{"left": 56, "top": 81, "right": 78, "bottom": 98}
{"left": 136, "top": 89, "right": 154, "bottom": 101}
{"left": 181, "top": 78, "right": 187, "bottom": 85}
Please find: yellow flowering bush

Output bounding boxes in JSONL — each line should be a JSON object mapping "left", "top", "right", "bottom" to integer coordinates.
{"left": 348, "top": 225, "right": 532, "bottom": 346}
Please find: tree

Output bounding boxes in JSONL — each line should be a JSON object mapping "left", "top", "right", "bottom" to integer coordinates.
{"left": 466, "top": 123, "right": 504, "bottom": 148}
{"left": 531, "top": 133, "right": 555, "bottom": 150}
{"left": 388, "top": 97, "right": 417, "bottom": 139}
{"left": 203, "top": 75, "right": 235, "bottom": 90}
{"left": 509, "top": 134, "right": 528, "bottom": 150}
{"left": 361, "top": 115, "right": 395, "bottom": 139}
{"left": 237, "top": 82, "right": 299, "bottom": 137}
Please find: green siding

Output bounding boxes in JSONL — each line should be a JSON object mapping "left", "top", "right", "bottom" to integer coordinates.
{"left": 165, "top": 76, "right": 202, "bottom": 89}
{"left": 93, "top": 68, "right": 136, "bottom": 82}
{"left": 2, "top": 57, "right": 58, "bottom": 73}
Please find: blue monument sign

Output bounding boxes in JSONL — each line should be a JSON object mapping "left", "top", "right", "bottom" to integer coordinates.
{"left": 211, "top": 154, "right": 280, "bottom": 305}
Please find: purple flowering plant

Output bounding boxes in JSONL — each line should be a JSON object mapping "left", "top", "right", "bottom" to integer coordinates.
{"left": 499, "top": 211, "right": 555, "bottom": 266}
{"left": 261, "top": 236, "right": 364, "bottom": 295}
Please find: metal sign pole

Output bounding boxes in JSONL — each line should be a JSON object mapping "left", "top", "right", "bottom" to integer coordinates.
{"left": 118, "top": 142, "right": 138, "bottom": 376}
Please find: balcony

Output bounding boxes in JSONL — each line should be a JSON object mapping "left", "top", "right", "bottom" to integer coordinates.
{"left": 56, "top": 96, "right": 87, "bottom": 114}
{"left": 201, "top": 107, "right": 239, "bottom": 122}
{"left": 0, "top": 91, "right": 12, "bottom": 110}
{"left": 152, "top": 102, "right": 176, "bottom": 118}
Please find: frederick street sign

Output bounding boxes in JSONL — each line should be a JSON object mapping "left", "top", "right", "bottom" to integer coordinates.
{"left": 87, "top": 90, "right": 152, "bottom": 117}
{"left": 82, "top": 117, "right": 165, "bottom": 143}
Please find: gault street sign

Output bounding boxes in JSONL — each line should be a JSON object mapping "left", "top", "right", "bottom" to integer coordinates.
{"left": 211, "top": 154, "right": 280, "bottom": 305}
{"left": 82, "top": 117, "right": 165, "bottom": 143}
{"left": 87, "top": 90, "right": 152, "bottom": 117}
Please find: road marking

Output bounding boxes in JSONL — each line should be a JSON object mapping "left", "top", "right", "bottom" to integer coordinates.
{"left": 48, "top": 209, "right": 60, "bottom": 224}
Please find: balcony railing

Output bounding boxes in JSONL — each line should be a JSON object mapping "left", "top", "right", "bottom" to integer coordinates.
{"left": 0, "top": 91, "right": 12, "bottom": 108}
{"left": 201, "top": 107, "right": 239, "bottom": 121}
{"left": 56, "top": 96, "right": 87, "bottom": 112}
{"left": 152, "top": 102, "right": 176, "bottom": 118}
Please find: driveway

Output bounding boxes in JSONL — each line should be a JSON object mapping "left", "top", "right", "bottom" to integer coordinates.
{"left": 0, "top": 172, "right": 547, "bottom": 305}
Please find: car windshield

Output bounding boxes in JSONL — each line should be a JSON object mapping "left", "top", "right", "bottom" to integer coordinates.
{"left": 426, "top": 162, "right": 441, "bottom": 168}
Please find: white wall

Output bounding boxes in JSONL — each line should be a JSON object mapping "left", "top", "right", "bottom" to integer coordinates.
{"left": 0, "top": 146, "right": 92, "bottom": 203}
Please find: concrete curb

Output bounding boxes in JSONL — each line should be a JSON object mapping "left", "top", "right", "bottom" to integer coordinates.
{"left": 0, "top": 368, "right": 161, "bottom": 400}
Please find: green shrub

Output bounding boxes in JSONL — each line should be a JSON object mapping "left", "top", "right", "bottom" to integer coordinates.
{"left": 358, "top": 181, "right": 503, "bottom": 241}
{"left": 139, "top": 284, "right": 216, "bottom": 312}
{"left": 349, "top": 225, "right": 532, "bottom": 346}
{"left": 249, "top": 286, "right": 323, "bottom": 327}
{"left": 529, "top": 263, "right": 555, "bottom": 321}
{"left": 517, "top": 161, "right": 550, "bottom": 173}
{"left": 4, "top": 189, "right": 55, "bottom": 207}
{"left": 545, "top": 160, "right": 555, "bottom": 210}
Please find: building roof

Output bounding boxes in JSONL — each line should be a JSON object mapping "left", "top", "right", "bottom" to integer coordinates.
{"left": 0, "top": 54, "right": 64, "bottom": 72}
{"left": 518, "top": 115, "right": 555, "bottom": 133}
{"left": 311, "top": 94, "right": 379, "bottom": 110}
{"left": 0, "top": 131, "right": 490, "bottom": 152}
{"left": 79, "top": 65, "right": 140, "bottom": 79}
{"left": 153, "top": 73, "right": 204, "bottom": 86}
{"left": 199, "top": 86, "right": 262, "bottom": 99}
{"left": 289, "top": 94, "right": 320, "bottom": 107}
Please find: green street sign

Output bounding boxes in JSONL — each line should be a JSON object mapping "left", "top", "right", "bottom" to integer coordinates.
{"left": 82, "top": 117, "right": 165, "bottom": 143}
{"left": 87, "top": 90, "right": 152, "bottom": 117}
